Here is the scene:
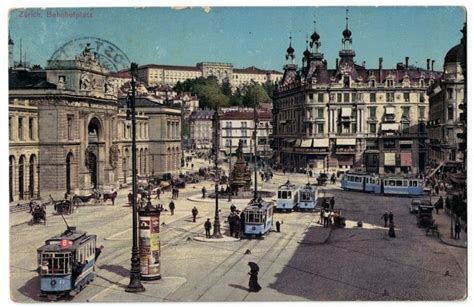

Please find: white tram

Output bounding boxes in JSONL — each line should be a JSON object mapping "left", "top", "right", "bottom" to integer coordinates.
{"left": 296, "top": 183, "right": 318, "bottom": 210}
{"left": 242, "top": 198, "right": 274, "bottom": 237}
{"left": 276, "top": 180, "right": 298, "bottom": 211}
{"left": 341, "top": 172, "right": 424, "bottom": 196}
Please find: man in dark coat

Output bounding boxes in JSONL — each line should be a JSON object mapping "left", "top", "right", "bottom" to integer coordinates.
{"left": 234, "top": 216, "right": 241, "bottom": 238}
{"left": 204, "top": 218, "right": 212, "bottom": 238}
{"left": 128, "top": 192, "right": 133, "bottom": 205}
{"left": 228, "top": 213, "right": 235, "bottom": 236}
{"left": 330, "top": 198, "right": 335, "bottom": 211}
{"left": 276, "top": 220, "right": 281, "bottom": 232}
{"left": 202, "top": 186, "right": 207, "bottom": 199}
{"left": 388, "top": 211, "right": 394, "bottom": 224}
{"left": 192, "top": 206, "right": 198, "bottom": 222}
{"left": 388, "top": 223, "right": 396, "bottom": 238}
{"left": 454, "top": 221, "right": 461, "bottom": 240}
{"left": 156, "top": 188, "right": 161, "bottom": 200}
{"left": 230, "top": 204, "right": 236, "bottom": 213}
{"left": 169, "top": 201, "right": 175, "bottom": 215}
{"left": 381, "top": 211, "right": 389, "bottom": 227}
{"left": 95, "top": 245, "right": 104, "bottom": 261}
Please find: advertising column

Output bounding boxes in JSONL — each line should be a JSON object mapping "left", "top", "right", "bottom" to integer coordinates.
{"left": 138, "top": 205, "right": 161, "bottom": 280}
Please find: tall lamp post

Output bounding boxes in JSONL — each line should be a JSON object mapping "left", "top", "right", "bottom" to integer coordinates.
{"left": 253, "top": 106, "right": 259, "bottom": 199}
{"left": 125, "top": 63, "right": 145, "bottom": 293}
{"left": 212, "top": 106, "right": 222, "bottom": 238}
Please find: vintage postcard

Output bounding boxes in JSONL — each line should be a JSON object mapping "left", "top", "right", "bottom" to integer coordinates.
{"left": 8, "top": 5, "right": 467, "bottom": 302}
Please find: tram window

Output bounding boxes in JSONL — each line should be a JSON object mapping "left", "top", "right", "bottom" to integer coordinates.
{"left": 396, "top": 180, "right": 402, "bottom": 186}
{"left": 288, "top": 191, "right": 291, "bottom": 198}
{"left": 389, "top": 180, "right": 395, "bottom": 186}
{"left": 278, "top": 191, "right": 281, "bottom": 198}
{"left": 40, "top": 252, "right": 71, "bottom": 275}
{"left": 376, "top": 180, "right": 379, "bottom": 185}
{"left": 413, "top": 181, "right": 417, "bottom": 187}
{"left": 403, "top": 180, "right": 408, "bottom": 186}
{"left": 343, "top": 175, "right": 347, "bottom": 180}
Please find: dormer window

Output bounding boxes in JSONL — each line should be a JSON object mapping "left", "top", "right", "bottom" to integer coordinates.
{"left": 370, "top": 79, "right": 375, "bottom": 87}
{"left": 386, "top": 79, "right": 394, "bottom": 87}
{"left": 420, "top": 79, "right": 425, "bottom": 87}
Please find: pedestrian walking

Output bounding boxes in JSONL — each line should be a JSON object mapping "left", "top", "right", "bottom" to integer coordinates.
{"left": 323, "top": 210, "right": 331, "bottom": 228}
{"left": 128, "top": 192, "right": 133, "bottom": 205}
{"left": 388, "top": 211, "right": 394, "bottom": 224}
{"left": 156, "top": 188, "right": 161, "bottom": 200}
{"left": 192, "top": 206, "right": 198, "bottom": 222}
{"left": 228, "top": 213, "right": 235, "bottom": 236}
{"left": 234, "top": 216, "right": 241, "bottom": 238}
{"left": 381, "top": 211, "right": 389, "bottom": 227}
{"left": 169, "top": 201, "right": 175, "bottom": 215}
{"left": 388, "top": 222, "right": 396, "bottom": 238}
{"left": 276, "top": 220, "right": 281, "bottom": 232}
{"left": 204, "top": 218, "right": 212, "bottom": 238}
{"left": 191, "top": 163, "right": 194, "bottom": 169}
{"left": 202, "top": 186, "right": 207, "bottom": 199}
{"left": 454, "top": 221, "right": 461, "bottom": 240}
{"left": 330, "top": 198, "right": 335, "bottom": 211}
{"left": 248, "top": 262, "right": 262, "bottom": 292}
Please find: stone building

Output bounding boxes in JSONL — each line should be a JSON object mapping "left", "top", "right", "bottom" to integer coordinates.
{"left": 9, "top": 43, "right": 181, "bottom": 202}
{"left": 272, "top": 17, "right": 441, "bottom": 174}
{"left": 428, "top": 24, "right": 466, "bottom": 166}
{"left": 189, "top": 109, "right": 215, "bottom": 151}
{"left": 135, "top": 62, "right": 283, "bottom": 89}
{"left": 220, "top": 109, "right": 273, "bottom": 159}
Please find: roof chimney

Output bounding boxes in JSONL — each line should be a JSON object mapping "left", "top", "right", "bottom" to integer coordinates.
{"left": 431, "top": 60, "right": 435, "bottom": 71}
{"left": 405, "top": 56, "right": 409, "bottom": 68}
{"left": 426, "top": 59, "right": 430, "bottom": 70}
{"left": 379, "top": 57, "right": 383, "bottom": 81}
{"left": 336, "top": 58, "right": 339, "bottom": 68}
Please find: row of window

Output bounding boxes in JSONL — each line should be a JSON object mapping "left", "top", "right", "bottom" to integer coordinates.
{"left": 305, "top": 92, "right": 427, "bottom": 103}
{"left": 9, "top": 116, "right": 36, "bottom": 141}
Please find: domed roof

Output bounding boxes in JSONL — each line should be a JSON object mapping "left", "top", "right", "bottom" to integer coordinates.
{"left": 310, "top": 31, "right": 320, "bottom": 42}
{"left": 286, "top": 44, "right": 294, "bottom": 55}
{"left": 303, "top": 48, "right": 311, "bottom": 57}
{"left": 343, "top": 27, "right": 352, "bottom": 38}
{"left": 444, "top": 43, "right": 465, "bottom": 63}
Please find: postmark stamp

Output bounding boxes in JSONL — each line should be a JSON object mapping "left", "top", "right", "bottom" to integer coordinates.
{"left": 49, "top": 37, "right": 130, "bottom": 72}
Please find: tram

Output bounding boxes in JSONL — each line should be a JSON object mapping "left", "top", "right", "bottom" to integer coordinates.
{"left": 296, "top": 183, "right": 318, "bottom": 210}
{"left": 37, "top": 227, "right": 97, "bottom": 300}
{"left": 276, "top": 180, "right": 298, "bottom": 211}
{"left": 242, "top": 198, "right": 274, "bottom": 237}
{"left": 341, "top": 172, "right": 424, "bottom": 196}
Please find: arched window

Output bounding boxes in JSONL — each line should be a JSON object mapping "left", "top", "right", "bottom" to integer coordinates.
{"left": 9, "top": 156, "right": 15, "bottom": 202}
{"left": 18, "top": 155, "right": 25, "bottom": 200}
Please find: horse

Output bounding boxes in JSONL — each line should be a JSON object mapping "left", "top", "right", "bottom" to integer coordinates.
{"left": 102, "top": 191, "right": 117, "bottom": 205}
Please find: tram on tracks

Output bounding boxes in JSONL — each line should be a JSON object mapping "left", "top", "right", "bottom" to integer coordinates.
{"left": 296, "top": 183, "right": 318, "bottom": 210}
{"left": 37, "top": 226, "right": 97, "bottom": 300}
{"left": 276, "top": 180, "right": 298, "bottom": 212}
{"left": 341, "top": 172, "right": 424, "bottom": 196}
{"left": 242, "top": 198, "right": 274, "bottom": 237}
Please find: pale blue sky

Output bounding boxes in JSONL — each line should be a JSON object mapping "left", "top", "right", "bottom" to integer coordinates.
{"left": 9, "top": 6, "right": 466, "bottom": 71}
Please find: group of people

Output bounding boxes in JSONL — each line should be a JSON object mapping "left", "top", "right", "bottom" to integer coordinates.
{"left": 381, "top": 211, "right": 396, "bottom": 238}
{"left": 259, "top": 170, "right": 273, "bottom": 183}
{"left": 227, "top": 204, "right": 244, "bottom": 238}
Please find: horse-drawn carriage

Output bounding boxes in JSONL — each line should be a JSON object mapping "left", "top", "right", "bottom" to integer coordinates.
{"left": 417, "top": 205, "right": 435, "bottom": 228}
{"left": 316, "top": 173, "right": 329, "bottom": 186}
{"left": 53, "top": 199, "right": 74, "bottom": 215}
{"left": 30, "top": 201, "right": 47, "bottom": 225}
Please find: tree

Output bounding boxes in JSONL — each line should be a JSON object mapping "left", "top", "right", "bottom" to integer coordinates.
{"left": 242, "top": 82, "right": 271, "bottom": 108}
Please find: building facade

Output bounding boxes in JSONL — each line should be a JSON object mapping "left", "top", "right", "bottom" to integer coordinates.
{"left": 428, "top": 25, "right": 466, "bottom": 166}
{"left": 272, "top": 20, "right": 441, "bottom": 174}
{"left": 136, "top": 62, "right": 283, "bottom": 89}
{"left": 220, "top": 109, "right": 273, "bottom": 159}
{"left": 9, "top": 43, "right": 182, "bottom": 202}
{"left": 189, "top": 109, "right": 215, "bottom": 151}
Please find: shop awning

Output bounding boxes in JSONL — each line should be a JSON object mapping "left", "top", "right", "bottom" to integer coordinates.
{"left": 301, "top": 139, "right": 313, "bottom": 147}
{"left": 399, "top": 140, "right": 413, "bottom": 145}
{"left": 336, "top": 138, "right": 356, "bottom": 146}
{"left": 294, "top": 139, "right": 302, "bottom": 147}
{"left": 385, "top": 107, "right": 395, "bottom": 115}
{"left": 341, "top": 107, "right": 352, "bottom": 117}
{"left": 313, "top": 138, "right": 329, "bottom": 148}
{"left": 400, "top": 152, "right": 412, "bottom": 167}
{"left": 381, "top": 123, "right": 399, "bottom": 131}
{"left": 384, "top": 152, "right": 396, "bottom": 166}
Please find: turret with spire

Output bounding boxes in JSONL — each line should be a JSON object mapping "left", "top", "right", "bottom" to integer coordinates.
{"left": 8, "top": 32, "right": 14, "bottom": 68}
{"left": 281, "top": 33, "right": 298, "bottom": 86}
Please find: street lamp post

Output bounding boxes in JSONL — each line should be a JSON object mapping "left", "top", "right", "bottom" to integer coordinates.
{"left": 212, "top": 106, "right": 222, "bottom": 238}
{"left": 125, "top": 62, "right": 145, "bottom": 293}
{"left": 253, "top": 107, "right": 259, "bottom": 199}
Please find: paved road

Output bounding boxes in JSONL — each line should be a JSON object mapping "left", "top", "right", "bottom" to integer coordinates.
{"left": 10, "top": 160, "right": 467, "bottom": 302}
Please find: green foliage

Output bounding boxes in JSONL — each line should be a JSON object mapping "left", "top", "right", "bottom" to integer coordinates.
{"left": 173, "top": 77, "right": 272, "bottom": 109}
{"left": 241, "top": 82, "right": 272, "bottom": 107}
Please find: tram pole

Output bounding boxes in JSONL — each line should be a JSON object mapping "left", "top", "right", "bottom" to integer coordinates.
{"left": 126, "top": 62, "right": 145, "bottom": 293}
{"left": 212, "top": 106, "right": 222, "bottom": 238}
{"left": 254, "top": 106, "right": 258, "bottom": 200}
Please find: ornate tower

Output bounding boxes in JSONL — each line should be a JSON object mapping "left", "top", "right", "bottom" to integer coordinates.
{"left": 8, "top": 32, "right": 14, "bottom": 68}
